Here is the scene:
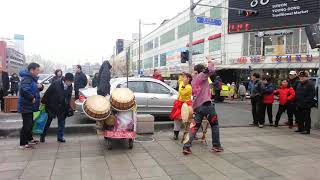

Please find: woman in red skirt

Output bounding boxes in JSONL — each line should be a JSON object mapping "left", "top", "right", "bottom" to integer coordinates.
{"left": 170, "top": 73, "right": 192, "bottom": 140}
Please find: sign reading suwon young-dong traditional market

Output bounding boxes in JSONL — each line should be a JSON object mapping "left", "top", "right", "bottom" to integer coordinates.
{"left": 228, "top": 0, "right": 320, "bottom": 34}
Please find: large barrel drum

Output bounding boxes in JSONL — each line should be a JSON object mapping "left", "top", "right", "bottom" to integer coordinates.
{"left": 83, "top": 95, "right": 111, "bottom": 120}
{"left": 110, "top": 88, "right": 136, "bottom": 111}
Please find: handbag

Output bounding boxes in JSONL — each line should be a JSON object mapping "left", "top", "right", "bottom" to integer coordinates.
{"left": 32, "top": 104, "right": 48, "bottom": 134}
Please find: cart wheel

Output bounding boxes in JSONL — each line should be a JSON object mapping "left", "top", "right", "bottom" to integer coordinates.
{"left": 128, "top": 139, "right": 134, "bottom": 149}
{"left": 107, "top": 139, "right": 112, "bottom": 150}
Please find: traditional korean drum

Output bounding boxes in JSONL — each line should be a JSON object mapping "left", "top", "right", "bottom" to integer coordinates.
{"left": 83, "top": 95, "right": 111, "bottom": 120}
{"left": 181, "top": 103, "right": 193, "bottom": 123}
{"left": 110, "top": 88, "right": 136, "bottom": 111}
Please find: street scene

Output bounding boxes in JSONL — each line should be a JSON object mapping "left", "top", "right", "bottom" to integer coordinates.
{"left": 0, "top": 0, "right": 320, "bottom": 179}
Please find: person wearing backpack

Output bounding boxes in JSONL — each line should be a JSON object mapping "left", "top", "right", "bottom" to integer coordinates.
{"left": 295, "top": 71, "right": 315, "bottom": 134}
{"left": 273, "top": 79, "right": 295, "bottom": 127}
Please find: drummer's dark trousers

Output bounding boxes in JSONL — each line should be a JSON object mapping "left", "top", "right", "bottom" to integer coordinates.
{"left": 183, "top": 101, "right": 221, "bottom": 148}
{"left": 42, "top": 115, "right": 66, "bottom": 140}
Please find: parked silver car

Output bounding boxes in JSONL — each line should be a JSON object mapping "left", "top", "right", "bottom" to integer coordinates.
{"left": 75, "top": 77, "right": 178, "bottom": 117}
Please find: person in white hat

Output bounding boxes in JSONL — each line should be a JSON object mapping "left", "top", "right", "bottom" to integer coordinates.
{"left": 287, "top": 70, "right": 299, "bottom": 128}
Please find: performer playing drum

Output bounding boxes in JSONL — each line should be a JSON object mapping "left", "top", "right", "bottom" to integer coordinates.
{"left": 169, "top": 73, "right": 193, "bottom": 140}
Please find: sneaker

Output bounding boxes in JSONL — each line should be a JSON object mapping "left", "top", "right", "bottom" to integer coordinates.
{"left": 28, "top": 139, "right": 39, "bottom": 145}
{"left": 269, "top": 123, "right": 274, "bottom": 127}
{"left": 19, "top": 144, "right": 33, "bottom": 150}
{"left": 249, "top": 123, "right": 258, "bottom": 126}
{"left": 259, "top": 125, "right": 264, "bottom": 128}
{"left": 183, "top": 147, "right": 192, "bottom": 155}
{"left": 57, "top": 139, "right": 66, "bottom": 143}
{"left": 295, "top": 130, "right": 303, "bottom": 133}
{"left": 211, "top": 147, "right": 224, "bottom": 153}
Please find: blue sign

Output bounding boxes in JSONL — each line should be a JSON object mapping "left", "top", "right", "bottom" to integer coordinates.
{"left": 196, "top": 17, "right": 222, "bottom": 26}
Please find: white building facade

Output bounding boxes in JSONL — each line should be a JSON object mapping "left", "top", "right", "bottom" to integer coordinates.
{"left": 115, "top": 0, "right": 319, "bottom": 82}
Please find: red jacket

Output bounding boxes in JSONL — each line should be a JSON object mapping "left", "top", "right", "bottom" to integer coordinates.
{"left": 263, "top": 94, "right": 274, "bottom": 104}
{"left": 152, "top": 74, "right": 163, "bottom": 82}
{"left": 274, "top": 86, "right": 295, "bottom": 105}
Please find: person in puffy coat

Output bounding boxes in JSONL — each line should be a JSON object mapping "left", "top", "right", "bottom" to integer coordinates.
{"left": 97, "top": 61, "right": 112, "bottom": 96}
{"left": 273, "top": 79, "right": 295, "bottom": 127}
{"left": 262, "top": 75, "right": 274, "bottom": 126}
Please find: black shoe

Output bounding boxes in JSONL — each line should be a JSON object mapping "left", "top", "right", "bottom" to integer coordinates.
{"left": 295, "top": 130, "right": 303, "bottom": 133}
{"left": 269, "top": 123, "right": 274, "bottom": 126}
{"left": 249, "top": 123, "right": 258, "bottom": 126}
{"left": 40, "top": 136, "right": 45, "bottom": 143}
{"left": 57, "top": 139, "right": 66, "bottom": 143}
{"left": 274, "top": 121, "right": 279, "bottom": 127}
{"left": 300, "top": 131, "right": 310, "bottom": 135}
{"left": 173, "top": 131, "right": 179, "bottom": 140}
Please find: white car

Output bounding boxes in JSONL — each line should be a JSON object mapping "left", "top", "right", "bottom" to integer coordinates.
{"left": 75, "top": 77, "right": 178, "bottom": 117}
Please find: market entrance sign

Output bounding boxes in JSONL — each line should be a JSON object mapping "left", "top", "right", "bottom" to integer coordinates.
{"left": 228, "top": 0, "right": 320, "bottom": 34}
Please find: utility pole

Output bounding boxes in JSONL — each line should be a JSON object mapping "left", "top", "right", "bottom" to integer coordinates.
{"left": 188, "top": 0, "right": 194, "bottom": 73}
{"left": 138, "top": 19, "right": 142, "bottom": 76}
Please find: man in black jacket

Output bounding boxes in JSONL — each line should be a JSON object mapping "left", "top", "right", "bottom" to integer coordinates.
{"left": 0, "top": 69, "right": 9, "bottom": 111}
{"left": 74, "top": 65, "right": 87, "bottom": 100}
{"left": 250, "top": 73, "right": 264, "bottom": 128}
{"left": 287, "top": 71, "right": 299, "bottom": 127}
{"left": 41, "top": 73, "right": 74, "bottom": 143}
{"left": 97, "top": 61, "right": 112, "bottom": 96}
{"left": 295, "top": 71, "right": 315, "bottom": 135}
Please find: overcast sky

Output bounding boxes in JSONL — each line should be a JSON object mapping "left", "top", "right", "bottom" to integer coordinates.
{"left": 0, "top": 0, "right": 187, "bottom": 66}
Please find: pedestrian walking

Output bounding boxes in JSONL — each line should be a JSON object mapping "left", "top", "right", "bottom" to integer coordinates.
{"left": 262, "top": 75, "right": 274, "bottom": 126}
{"left": 97, "top": 61, "right": 112, "bottom": 96}
{"left": 18, "top": 63, "right": 43, "bottom": 149}
{"left": 230, "top": 82, "right": 236, "bottom": 100}
{"left": 0, "top": 69, "right": 9, "bottom": 111}
{"left": 238, "top": 83, "right": 246, "bottom": 101}
{"left": 74, "top": 65, "right": 88, "bottom": 100}
{"left": 169, "top": 73, "right": 192, "bottom": 140}
{"left": 295, "top": 71, "right": 315, "bottom": 134}
{"left": 41, "top": 73, "right": 74, "bottom": 143}
{"left": 213, "top": 76, "right": 223, "bottom": 102}
{"left": 287, "top": 71, "right": 299, "bottom": 127}
{"left": 50, "top": 69, "right": 63, "bottom": 83}
{"left": 152, "top": 69, "right": 164, "bottom": 82}
{"left": 10, "top": 73, "right": 20, "bottom": 96}
{"left": 250, "top": 73, "right": 264, "bottom": 128}
{"left": 183, "top": 59, "right": 223, "bottom": 155}
{"left": 273, "top": 79, "right": 295, "bottom": 127}
{"left": 92, "top": 73, "right": 99, "bottom": 88}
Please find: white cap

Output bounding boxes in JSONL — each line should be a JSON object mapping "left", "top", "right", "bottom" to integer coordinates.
{"left": 289, "top": 71, "right": 297, "bottom": 75}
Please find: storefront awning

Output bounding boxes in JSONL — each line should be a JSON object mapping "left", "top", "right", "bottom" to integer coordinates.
{"left": 262, "top": 64, "right": 277, "bottom": 69}
{"left": 300, "top": 63, "right": 319, "bottom": 69}
{"left": 275, "top": 63, "right": 290, "bottom": 69}
{"left": 288, "top": 63, "right": 302, "bottom": 69}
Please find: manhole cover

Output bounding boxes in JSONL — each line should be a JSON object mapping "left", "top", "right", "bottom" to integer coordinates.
{"left": 135, "top": 136, "right": 154, "bottom": 142}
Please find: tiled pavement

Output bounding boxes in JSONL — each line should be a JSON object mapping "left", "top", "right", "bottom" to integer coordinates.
{"left": 1, "top": 127, "right": 320, "bottom": 180}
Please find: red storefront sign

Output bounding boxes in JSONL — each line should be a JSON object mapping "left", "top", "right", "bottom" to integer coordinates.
{"left": 0, "top": 41, "right": 7, "bottom": 71}
{"left": 186, "top": 39, "right": 205, "bottom": 47}
{"left": 208, "top": 33, "right": 222, "bottom": 40}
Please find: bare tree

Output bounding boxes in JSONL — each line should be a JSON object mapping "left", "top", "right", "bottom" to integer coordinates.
{"left": 26, "top": 54, "right": 63, "bottom": 74}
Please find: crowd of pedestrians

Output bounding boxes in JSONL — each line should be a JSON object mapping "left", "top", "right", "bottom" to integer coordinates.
{"left": 250, "top": 71, "right": 316, "bottom": 134}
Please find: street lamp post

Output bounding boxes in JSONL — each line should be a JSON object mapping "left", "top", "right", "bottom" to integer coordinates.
{"left": 138, "top": 19, "right": 156, "bottom": 76}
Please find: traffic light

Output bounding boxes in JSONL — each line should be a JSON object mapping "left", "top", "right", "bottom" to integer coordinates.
{"left": 181, "top": 50, "right": 189, "bottom": 63}
{"left": 238, "top": 10, "right": 258, "bottom": 17}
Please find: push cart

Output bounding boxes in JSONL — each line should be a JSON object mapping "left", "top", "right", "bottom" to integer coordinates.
{"left": 104, "top": 110, "right": 137, "bottom": 150}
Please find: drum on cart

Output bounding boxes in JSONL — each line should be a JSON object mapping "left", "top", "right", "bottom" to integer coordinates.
{"left": 110, "top": 88, "right": 136, "bottom": 111}
{"left": 83, "top": 95, "right": 111, "bottom": 121}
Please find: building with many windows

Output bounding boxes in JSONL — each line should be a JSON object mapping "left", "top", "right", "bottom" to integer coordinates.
{"left": 114, "top": 0, "right": 319, "bottom": 83}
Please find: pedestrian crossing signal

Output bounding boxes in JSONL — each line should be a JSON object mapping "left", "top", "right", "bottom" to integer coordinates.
{"left": 181, "top": 50, "right": 189, "bottom": 63}
{"left": 238, "top": 10, "right": 258, "bottom": 17}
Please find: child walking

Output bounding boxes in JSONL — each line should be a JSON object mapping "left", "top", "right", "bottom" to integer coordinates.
{"left": 170, "top": 73, "right": 192, "bottom": 140}
{"left": 274, "top": 79, "right": 295, "bottom": 128}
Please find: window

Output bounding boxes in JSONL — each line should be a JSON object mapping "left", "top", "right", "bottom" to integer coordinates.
{"left": 286, "top": 28, "right": 300, "bottom": 54}
{"left": 154, "top": 55, "right": 159, "bottom": 68}
{"left": 178, "top": 13, "right": 205, "bottom": 39}
{"left": 192, "top": 43, "right": 204, "bottom": 55}
{"left": 242, "top": 33, "right": 262, "bottom": 56}
{"left": 144, "top": 40, "right": 153, "bottom": 52}
{"left": 146, "top": 82, "right": 170, "bottom": 94}
{"left": 160, "top": 53, "right": 166, "bottom": 66}
{"left": 160, "top": 29, "right": 175, "bottom": 45}
{"left": 154, "top": 37, "right": 159, "bottom": 48}
{"left": 209, "top": 38, "right": 221, "bottom": 52}
{"left": 132, "top": 61, "right": 137, "bottom": 70}
{"left": 301, "top": 28, "right": 308, "bottom": 53}
{"left": 143, "top": 57, "right": 153, "bottom": 69}
{"left": 263, "top": 36, "right": 284, "bottom": 55}
{"left": 121, "top": 81, "right": 145, "bottom": 93}
{"left": 210, "top": 4, "right": 222, "bottom": 19}
{"left": 132, "top": 48, "right": 138, "bottom": 57}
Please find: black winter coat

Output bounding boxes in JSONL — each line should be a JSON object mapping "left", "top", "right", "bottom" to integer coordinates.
{"left": 74, "top": 71, "right": 87, "bottom": 90}
{"left": 97, "top": 61, "right": 112, "bottom": 96}
{"left": 250, "top": 80, "right": 264, "bottom": 102}
{"left": 10, "top": 76, "right": 20, "bottom": 92}
{"left": 41, "top": 79, "right": 73, "bottom": 118}
{"left": 295, "top": 80, "right": 315, "bottom": 109}
{"left": 1, "top": 71, "right": 9, "bottom": 94}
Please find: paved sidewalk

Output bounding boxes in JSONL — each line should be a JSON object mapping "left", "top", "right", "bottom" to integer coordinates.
{"left": 1, "top": 127, "right": 320, "bottom": 180}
